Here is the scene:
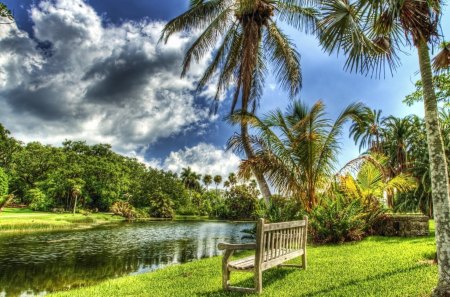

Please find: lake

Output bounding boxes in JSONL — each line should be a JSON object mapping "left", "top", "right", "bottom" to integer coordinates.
{"left": 0, "top": 221, "right": 254, "bottom": 297}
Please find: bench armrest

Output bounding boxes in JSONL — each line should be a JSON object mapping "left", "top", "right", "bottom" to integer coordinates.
{"left": 217, "top": 243, "right": 256, "bottom": 251}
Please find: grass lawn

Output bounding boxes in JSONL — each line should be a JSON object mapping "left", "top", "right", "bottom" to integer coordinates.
{"left": 0, "top": 208, "right": 125, "bottom": 233}
{"left": 49, "top": 223, "right": 438, "bottom": 297}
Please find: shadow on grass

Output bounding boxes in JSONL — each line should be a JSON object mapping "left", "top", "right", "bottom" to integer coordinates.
{"left": 198, "top": 267, "right": 298, "bottom": 296}
{"left": 198, "top": 264, "right": 428, "bottom": 297}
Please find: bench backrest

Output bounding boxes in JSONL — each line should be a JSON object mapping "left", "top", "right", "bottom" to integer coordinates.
{"left": 255, "top": 216, "right": 308, "bottom": 269}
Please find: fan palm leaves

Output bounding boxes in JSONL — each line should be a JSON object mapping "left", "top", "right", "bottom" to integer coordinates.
{"left": 228, "top": 99, "right": 365, "bottom": 210}
{"left": 160, "top": 0, "right": 319, "bottom": 201}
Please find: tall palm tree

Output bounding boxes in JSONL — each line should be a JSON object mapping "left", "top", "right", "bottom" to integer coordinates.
{"left": 180, "top": 167, "right": 201, "bottom": 192}
{"left": 160, "top": 0, "right": 319, "bottom": 201}
{"left": 319, "top": 1, "right": 450, "bottom": 292}
{"left": 202, "top": 174, "right": 213, "bottom": 190}
{"left": 228, "top": 99, "right": 365, "bottom": 210}
{"left": 349, "top": 108, "right": 384, "bottom": 153}
{"left": 227, "top": 172, "right": 237, "bottom": 186}
{"left": 382, "top": 116, "right": 414, "bottom": 175}
{"left": 213, "top": 174, "right": 222, "bottom": 193}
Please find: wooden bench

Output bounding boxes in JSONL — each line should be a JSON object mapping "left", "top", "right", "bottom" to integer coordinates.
{"left": 218, "top": 216, "right": 308, "bottom": 294}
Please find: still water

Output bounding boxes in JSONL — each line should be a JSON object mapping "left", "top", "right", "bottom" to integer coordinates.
{"left": 0, "top": 221, "right": 253, "bottom": 296}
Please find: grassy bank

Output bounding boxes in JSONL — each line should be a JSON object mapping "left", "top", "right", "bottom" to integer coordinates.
{"left": 50, "top": 226, "right": 437, "bottom": 297}
{"left": 0, "top": 208, "right": 125, "bottom": 233}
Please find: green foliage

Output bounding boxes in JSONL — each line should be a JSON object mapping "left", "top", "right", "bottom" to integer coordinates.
{"left": 0, "top": 167, "right": 7, "bottom": 196}
{"left": 263, "top": 195, "right": 303, "bottom": 223}
{"left": 149, "top": 191, "right": 175, "bottom": 219}
{"left": 27, "top": 189, "right": 52, "bottom": 211}
{"left": 110, "top": 201, "right": 137, "bottom": 220}
{"left": 221, "top": 185, "right": 259, "bottom": 220}
{"left": 404, "top": 73, "right": 450, "bottom": 107}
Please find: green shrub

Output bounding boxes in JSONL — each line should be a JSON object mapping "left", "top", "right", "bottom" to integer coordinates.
{"left": 264, "top": 195, "right": 304, "bottom": 222}
{"left": 149, "top": 191, "right": 174, "bottom": 219}
{"left": 110, "top": 201, "right": 136, "bottom": 220}
{"left": 309, "top": 195, "right": 383, "bottom": 244}
{"left": 222, "top": 185, "right": 259, "bottom": 220}
{"left": 27, "top": 188, "right": 52, "bottom": 211}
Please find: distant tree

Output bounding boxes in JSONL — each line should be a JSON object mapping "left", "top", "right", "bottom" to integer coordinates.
{"left": 227, "top": 173, "right": 237, "bottom": 186}
{"left": 224, "top": 181, "right": 230, "bottom": 189}
{"left": 202, "top": 174, "right": 212, "bottom": 190}
{"left": 213, "top": 175, "right": 222, "bottom": 192}
{"left": 180, "top": 167, "right": 201, "bottom": 190}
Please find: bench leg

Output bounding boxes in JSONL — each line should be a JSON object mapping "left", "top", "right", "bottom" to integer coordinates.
{"left": 222, "top": 267, "right": 230, "bottom": 290}
{"left": 302, "top": 252, "right": 307, "bottom": 270}
{"left": 255, "top": 269, "right": 262, "bottom": 294}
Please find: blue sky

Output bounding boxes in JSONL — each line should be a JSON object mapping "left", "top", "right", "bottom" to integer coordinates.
{"left": 1, "top": 0, "right": 449, "bottom": 178}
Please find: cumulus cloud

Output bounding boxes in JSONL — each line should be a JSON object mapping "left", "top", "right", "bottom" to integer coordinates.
{"left": 162, "top": 143, "right": 241, "bottom": 177}
{"left": 0, "top": 0, "right": 215, "bottom": 154}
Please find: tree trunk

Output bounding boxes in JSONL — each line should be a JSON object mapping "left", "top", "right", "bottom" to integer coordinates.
{"left": 417, "top": 40, "right": 450, "bottom": 296}
{"left": 73, "top": 195, "right": 78, "bottom": 215}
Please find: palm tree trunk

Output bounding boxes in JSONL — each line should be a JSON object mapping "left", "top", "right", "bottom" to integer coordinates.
{"left": 417, "top": 40, "right": 450, "bottom": 296}
{"left": 241, "top": 122, "right": 272, "bottom": 204}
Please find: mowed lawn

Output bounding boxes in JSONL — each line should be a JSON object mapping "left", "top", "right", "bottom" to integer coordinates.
{"left": 50, "top": 223, "right": 438, "bottom": 297}
{"left": 0, "top": 208, "right": 124, "bottom": 233}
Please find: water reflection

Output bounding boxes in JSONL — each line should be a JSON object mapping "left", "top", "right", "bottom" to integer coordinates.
{"left": 0, "top": 221, "right": 253, "bottom": 296}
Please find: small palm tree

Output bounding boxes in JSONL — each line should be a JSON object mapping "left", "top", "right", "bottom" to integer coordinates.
{"left": 180, "top": 167, "right": 202, "bottom": 195}
{"left": 213, "top": 175, "right": 222, "bottom": 192}
{"left": 349, "top": 108, "right": 384, "bottom": 153}
{"left": 202, "top": 174, "right": 213, "bottom": 190}
{"left": 228, "top": 99, "right": 365, "bottom": 210}
{"left": 227, "top": 173, "right": 237, "bottom": 186}
{"left": 224, "top": 180, "right": 231, "bottom": 189}
{"left": 160, "top": 0, "right": 319, "bottom": 201}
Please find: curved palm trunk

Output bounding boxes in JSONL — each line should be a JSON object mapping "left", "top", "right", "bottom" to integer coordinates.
{"left": 241, "top": 122, "right": 272, "bottom": 204}
{"left": 238, "top": 19, "right": 272, "bottom": 205}
{"left": 417, "top": 40, "right": 450, "bottom": 296}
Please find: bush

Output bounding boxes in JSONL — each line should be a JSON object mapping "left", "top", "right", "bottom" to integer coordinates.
{"left": 27, "top": 188, "right": 52, "bottom": 211}
{"left": 309, "top": 195, "right": 383, "bottom": 244}
{"left": 222, "top": 185, "right": 259, "bottom": 220}
{"left": 149, "top": 191, "right": 174, "bottom": 219}
{"left": 110, "top": 201, "right": 136, "bottom": 220}
{"left": 263, "top": 195, "right": 304, "bottom": 222}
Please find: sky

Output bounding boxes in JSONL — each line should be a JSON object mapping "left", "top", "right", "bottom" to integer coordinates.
{"left": 0, "top": 0, "right": 449, "bottom": 179}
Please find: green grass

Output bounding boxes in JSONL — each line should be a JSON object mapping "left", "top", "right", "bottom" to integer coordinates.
{"left": 0, "top": 208, "right": 124, "bottom": 233}
{"left": 49, "top": 223, "right": 438, "bottom": 297}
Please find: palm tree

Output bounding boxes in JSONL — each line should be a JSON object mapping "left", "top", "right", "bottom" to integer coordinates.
{"left": 349, "top": 108, "right": 384, "bottom": 153}
{"left": 224, "top": 180, "right": 230, "bottom": 189}
{"left": 160, "top": 0, "right": 319, "bottom": 202}
{"left": 336, "top": 154, "right": 416, "bottom": 208}
{"left": 180, "top": 167, "right": 201, "bottom": 193}
{"left": 227, "top": 173, "right": 237, "bottom": 186}
{"left": 228, "top": 99, "right": 365, "bottom": 210}
{"left": 382, "top": 116, "right": 414, "bottom": 175}
{"left": 319, "top": 1, "right": 450, "bottom": 292}
{"left": 213, "top": 175, "right": 222, "bottom": 192}
{"left": 203, "top": 174, "right": 213, "bottom": 190}
{"left": 0, "top": 3, "right": 13, "bottom": 24}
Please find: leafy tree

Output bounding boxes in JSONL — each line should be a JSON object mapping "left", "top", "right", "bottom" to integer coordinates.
{"left": 404, "top": 73, "right": 450, "bottom": 107}
{"left": 27, "top": 188, "right": 52, "bottom": 211}
{"left": 0, "top": 167, "right": 7, "bottom": 197}
{"left": 202, "top": 174, "right": 212, "bottom": 190}
{"left": 161, "top": 0, "right": 319, "bottom": 201}
{"left": 319, "top": 0, "right": 450, "bottom": 291}
{"left": 222, "top": 184, "right": 259, "bottom": 220}
{"left": 229, "top": 100, "right": 365, "bottom": 211}
{"left": 180, "top": 167, "right": 201, "bottom": 191}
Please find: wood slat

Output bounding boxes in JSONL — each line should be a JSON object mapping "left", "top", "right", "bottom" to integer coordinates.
{"left": 263, "top": 220, "right": 305, "bottom": 231}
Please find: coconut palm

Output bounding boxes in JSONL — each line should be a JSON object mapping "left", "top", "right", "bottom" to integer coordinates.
{"left": 319, "top": 0, "right": 450, "bottom": 292}
{"left": 160, "top": 0, "right": 319, "bottom": 201}
{"left": 202, "top": 174, "right": 213, "bottom": 190}
{"left": 180, "top": 167, "right": 201, "bottom": 191}
{"left": 349, "top": 108, "right": 384, "bottom": 153}
{"left": 228, "top": 99, "right": 365, "bottom": 210}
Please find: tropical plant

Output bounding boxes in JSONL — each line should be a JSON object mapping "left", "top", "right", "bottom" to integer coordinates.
{"left": 27, "top": 188, "right": 52, "bottom": 211}
{"left": 222, "top": 184, "right": 259, "bottom": 220}
{"left": 228, "top": 99, "right": 365, "bottom": 211}
{"left": 213, "top": 175, "right": 222, "bottom": 192}
{"left": 149, "top": 191, "right": 175, "bottom": 219}
{"left": 336, "top": 154, "right": 417, "bottom": 208}
{"left": 319, "top": 0, "right": 450, "bottom": 290}
{"left": 110, "top": 201, "right": 137, "bottom": 220}
{"left": 0, "top": 2, "right": 13, "bottom": 23}
{"left": 160, "top": 0, "right": 319, "bottom": 202}
{"left": 404, "top": 72, "right": 450, "bottom": 107}
{"left": 349, "top": 108, "right": 384, "bottom": 153}
{"left": 180, "top": 167, "right": 201, "bottom": 191}
{"left": 227, "top": 172, "right": 237, "bottom": 186}
{"left": 202, "top": 174, "right": 212, "bottom": 190}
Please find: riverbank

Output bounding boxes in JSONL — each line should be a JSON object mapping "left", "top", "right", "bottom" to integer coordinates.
{"left": 49, "top": 226, "right": 437, "bottom": 297}
{"left": 0, "top": 208, "right": 125, "bottom": 233}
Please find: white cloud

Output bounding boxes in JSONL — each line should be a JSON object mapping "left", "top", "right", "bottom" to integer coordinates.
{"left": 162, "top": 143, "right": 241, "bottom": 177}
{"left": 0, "top": 0, "right": 215, "bottom": 155}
